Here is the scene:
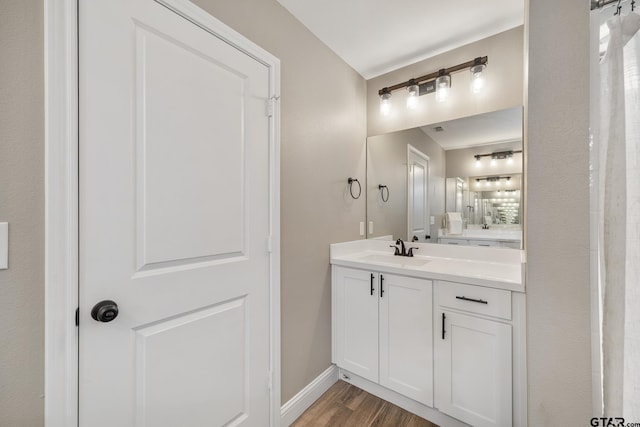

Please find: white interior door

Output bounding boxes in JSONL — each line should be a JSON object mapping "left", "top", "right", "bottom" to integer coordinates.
{"left": 79, "top": 1, "right": 277, "bottom": 426}
{"left": 407, "top": 145, "right": 430, "bottom": 242}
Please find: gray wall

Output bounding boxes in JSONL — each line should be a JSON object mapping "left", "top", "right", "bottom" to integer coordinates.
{"left": 0, "top": 1, "right": 45, "bottom": 426}
{"left": 367, "top": 128, "right": 445, "bottom": 241}
{"left": 525, "top": 0, "right": 592, "bottom": 423}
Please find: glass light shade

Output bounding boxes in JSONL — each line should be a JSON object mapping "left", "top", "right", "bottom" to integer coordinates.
{"left": 470, "top": 64, "right": 486, "bottom": 94}
{"left": 406, "top": 84, "right": 419, "bottom": 109}
{"left": 435, "top": 74, "right": 450, "bottom": 102}
{"left": 380, "top": 92, "right": 391, "bottom": 116}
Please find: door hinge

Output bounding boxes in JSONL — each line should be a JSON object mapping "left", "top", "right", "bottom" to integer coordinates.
{"left": 266, "top": 96, "right": 279, "bottom": 117}
{"left": 75, "top": 307, "right": 79, "bottom": 327}
{"left": 267, "top": 236, "right": 273, "bottom": 253}
{"left": 267, "top": 370, "right": 273, "bottom": 390}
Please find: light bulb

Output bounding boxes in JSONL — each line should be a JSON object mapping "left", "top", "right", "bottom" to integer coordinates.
{"left": 379, "top": 92, "right": 391, "bottom": 116}
{"left": 475, "top": 156, "right": 481, "bottom": 167}
{"left": 506, "top": 178, "right": 512, "bottom": 186}
{"left": 490, "top": 158, "right": 497, "bottom": 166}
{"left": 406, "top": 84, "right": 419, "bottom": 110}
{"left": 507, "top": 156, "right": 513, "bottom": 164}
{"left": 435, "top": 73, "right": 450, "bottom": 103}
{"left": 470, "top": 63, "right": 486, "bottom": 94}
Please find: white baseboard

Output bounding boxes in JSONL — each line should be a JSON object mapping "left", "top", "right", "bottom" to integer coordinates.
{"left": 280, "top": 365, "right": 339, "bottom": 426}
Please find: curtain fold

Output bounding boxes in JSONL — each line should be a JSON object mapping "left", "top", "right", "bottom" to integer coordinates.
{"left": 600, "top": 11, "right": 640, "bottom": 419}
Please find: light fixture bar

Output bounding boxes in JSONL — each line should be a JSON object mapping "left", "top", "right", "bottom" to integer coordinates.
{"left": 475, "top": 176, "right": 512, "bottom": 182}
{"left": 378, "top": 56, "right": 488, "bottom": 96}
{"left": 590, "top": 0, "right": 626, "bottom": 10}
{"left": 473, "top": 150, "right": 522, "bottom": 161}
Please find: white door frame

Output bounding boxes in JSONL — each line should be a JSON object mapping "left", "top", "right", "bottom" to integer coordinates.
{"left": 44, "top": 1, "right": 281, "bottom": 426}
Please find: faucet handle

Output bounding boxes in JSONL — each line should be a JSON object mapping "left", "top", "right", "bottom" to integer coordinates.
{"left": 389, "top": 245, "right": 401, "bottom": 256}
{"left": 407, "top": 247, "right": 419, "bottom": 257}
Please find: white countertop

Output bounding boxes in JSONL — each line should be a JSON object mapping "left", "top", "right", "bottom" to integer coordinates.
{"left": 330, "top": 239, "right": 525, "bottom": 293}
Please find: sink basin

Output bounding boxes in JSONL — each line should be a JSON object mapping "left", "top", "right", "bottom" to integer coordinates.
{"left": 360, "top": 253, "right": 431, "bottom": 267}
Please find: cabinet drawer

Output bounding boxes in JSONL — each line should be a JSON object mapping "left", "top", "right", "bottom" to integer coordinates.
{"left": 500, "top": 241, "right": 521, "bottom": 249}
{"left": 468, "top": 239, "right": 501, "bottom": 247}
{"left": 438, "top": 281, "right": 511, "bottom": 320}
{"left": 438, "top": 238, "right": 468, "bottom": 245}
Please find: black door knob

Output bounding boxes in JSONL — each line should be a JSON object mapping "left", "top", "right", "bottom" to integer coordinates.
{"left": 91, "top": 300, "right": 119, "bottom": 322}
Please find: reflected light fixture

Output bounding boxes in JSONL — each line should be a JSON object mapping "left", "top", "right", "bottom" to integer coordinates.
{"left": 474, "top": 176, "right": 513, "bottom": 187}
{"left": 435, "top": 69, "right": 451, "bottom": 103}
{"left": 470, "top": 57, "right": 487, "bottom": 94}
{"left": 472, "top": 149, "right": 522, "bottom": 166}
{"left": 406, "top": 81, "right": 419, "bottom": 110}
{"left": 380, "top": 89, "right": 391, "bottom": 116}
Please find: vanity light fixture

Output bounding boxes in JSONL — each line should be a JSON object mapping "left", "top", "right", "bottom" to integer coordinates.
{"left": 377, "top": 56, "right": 488, "bottom": 116}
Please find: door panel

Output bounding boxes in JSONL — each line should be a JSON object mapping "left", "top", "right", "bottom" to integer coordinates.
{"left": 134, "top": 297, "right": 248, "bottom": 427}
{"left": 379, "top": 274, "right": 433, "bottom": 406}
{"left": 435, "top": 310, "right": 512, "bottom": 427}
{"left": 334, "top": 267, "right": 379, "bottom": 382}
{"left": 79, "top": 1, "right": 273, "bottom": 425}
{"left": 135, "top": 22, "right": 247, "bottom": 268}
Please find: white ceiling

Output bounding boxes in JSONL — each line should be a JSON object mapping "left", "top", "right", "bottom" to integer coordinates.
{"left": 276, "top": 0, "right": 524, "bottom": 79}
{"left": 420, "top": 107, "right": 522, "bottom": 150}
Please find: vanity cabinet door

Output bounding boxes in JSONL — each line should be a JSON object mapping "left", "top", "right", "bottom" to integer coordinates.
{"left": 435, "top": 310, "right": 512, "bottom": 427}
{"left": 379, "top": 274, "right": 433, "bottom": 406}
{"left": 334, "top": 266, "right": 379, "bottom": 382}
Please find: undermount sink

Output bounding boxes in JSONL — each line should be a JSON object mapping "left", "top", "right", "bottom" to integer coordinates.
{"left": 360, "top": 253, "right": 431, "bottom": 267}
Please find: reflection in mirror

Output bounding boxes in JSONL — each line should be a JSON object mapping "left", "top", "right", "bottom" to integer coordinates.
{"left": 366, "top": 106, "right": 523, "bottom": 248}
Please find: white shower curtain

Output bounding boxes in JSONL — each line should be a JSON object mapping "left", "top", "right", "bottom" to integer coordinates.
{"left": 599, "top": 10, "right": 640, "bottom": 419}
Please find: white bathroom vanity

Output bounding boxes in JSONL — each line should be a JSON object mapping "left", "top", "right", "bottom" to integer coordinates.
{"left": 330, "top": 239, "right": 526, "bottom": 427}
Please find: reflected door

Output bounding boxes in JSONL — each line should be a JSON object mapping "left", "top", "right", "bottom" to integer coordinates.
{"left": 407, "top": 145, "right": 430, "bottom": 242}
{"left": 79, "top": 1, "right": 274, "bottom": 425}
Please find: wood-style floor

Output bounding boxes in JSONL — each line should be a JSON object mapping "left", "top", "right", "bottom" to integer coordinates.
{"left": 291, "top": 381, "right": 438, "bottom": 427}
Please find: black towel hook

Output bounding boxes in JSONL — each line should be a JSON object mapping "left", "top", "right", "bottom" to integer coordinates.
{"left": 615, "top": 0, "right": 623, "bottom": 15}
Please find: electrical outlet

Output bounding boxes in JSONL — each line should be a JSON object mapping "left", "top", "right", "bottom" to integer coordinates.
{"left": 430, "top": 216, "right": 435, "bottom": 225}
{"left": 0, "top": 222, "right": 8, "bottom": 270}
{"left": 359, "top": 221, "right": 365, "bottom": 236}
{"left": 368, "top": 221, "right": 374, "bottom": 235}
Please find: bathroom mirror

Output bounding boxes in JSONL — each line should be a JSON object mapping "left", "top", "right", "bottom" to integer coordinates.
{"left": 366, "top": 106, "right": 523, "bottom": 243}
